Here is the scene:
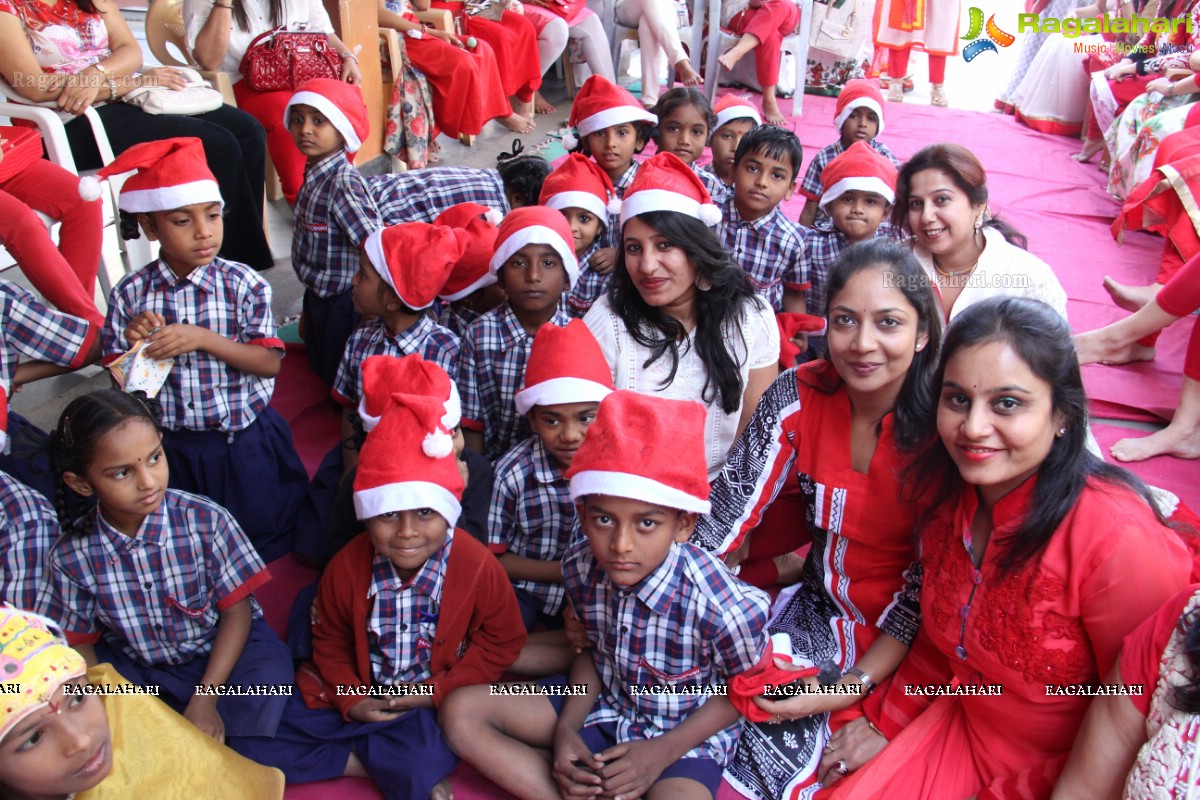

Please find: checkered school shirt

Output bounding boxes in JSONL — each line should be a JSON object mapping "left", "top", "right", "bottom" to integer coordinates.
{"left": 599, "top": 160, "right": 641, "bottom": 250}
{"left": 805, "top": 219, "right": 897, "bottom": 319}
{"left": 562, "top": 538, "right": 770, "bottom": 763}
{"left": 0, "top": 471, "right": 58, "bottom": 612}
{"left": 366, "top": 540, "right": 449, "bottom": 685}
{"left": 695, "top": 163, "right": 731, "bottom": 205}
{"left": 370, "top": 168, "right": 510, "bottom": 225}
{"left": 487, "top": 437, "right": 577, "bottom": 616}
{"left": 44, "top": 489, "right": 268, "bottom": 666}
{"left": 293, "top": 151, "right": 382, "bottom": 298}
{"left": 0, "top": 280, "right": 92, "bottom": 402}
{"left": 331, "top": 316, "right": 461, "bottom": 406}
{"left": 799, "top": 139, "right": 900, "bottom": 204}
{"left": 565, "top": 241, "right": 608, "bottom": 319}
{"left": 719, "top": 198, "right": 807, "bottom": 311}
{"left": 438, "top": 303, "right": 482, "bottom": 339}
{"left": 103, "top": 257, "right": 282, "bottom": 433}
{"left": 457, "top": 303, "right": 570, "bottom": 461}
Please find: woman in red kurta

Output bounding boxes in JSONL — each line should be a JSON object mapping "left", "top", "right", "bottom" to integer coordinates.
{"left": 692, "top": 240, "right": 942, "bottom": 800}
{"left": 820, "top": 296, "right": 1193, "bottom": 800}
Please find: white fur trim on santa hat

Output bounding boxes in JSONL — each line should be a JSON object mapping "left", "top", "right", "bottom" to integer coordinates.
{"left": 514, "top": 377, "right": 612, "bottom": 416}
{"left": 357, "top": 381, "right": 461, "bottom": 434}
{"left": 286, "top": 90, "right": 362, "bottom": 153}
{"left": 0, "top": 429, "right": 7, "bottom": 454}
{"left": 439, "top": 272, "right": 497, "bottom": 303}
{"left": 117, "top": 180, "right": 223, "bottom": 214}
{"left": 715, "top": 104, "right": 762, "bottom": 130}
{"left": 354, "top": 481, "right": 462, "bottom": 527}
{"left": 490, "top": 224, "right": 580, "bottom": 287}
{"left": 819, "top": 177, "right": 895, "bottom": 210}
{"left": 833, "top": 98, "right": 884, "bottom": 137}
{"left": 621, "top": 189, "right": 721, "bottom": 229}
{"left": 562, "top": 129, "right": 579, "bottom": 151}
{"left": 545, "top": 190, "right": 608, "bottom": 222}
{"left": 568, "top": 470, "right": 710, "bottom": 514}
{"left": 576, "top": 106, "right": 656, "bottom": 139}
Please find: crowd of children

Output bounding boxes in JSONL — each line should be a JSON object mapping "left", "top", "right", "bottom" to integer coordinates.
{"left": 0, "top": 58, "right": 1179, "bottom": 800}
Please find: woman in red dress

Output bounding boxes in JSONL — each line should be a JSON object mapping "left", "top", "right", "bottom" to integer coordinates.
{"left": 818, "top": 296, "right": 1193, "bottom": 800}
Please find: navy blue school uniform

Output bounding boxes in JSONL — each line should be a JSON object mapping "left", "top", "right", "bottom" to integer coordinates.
{"left": 41, "top": 489, "right": 294, "bottom": 753}
{"left": 0, "top": 469, "right": 59, "bottom": 611}
{"left": 103, "top": 256, "right": 315, "bottom": 562}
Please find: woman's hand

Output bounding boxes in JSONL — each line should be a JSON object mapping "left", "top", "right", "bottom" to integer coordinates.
{"left": 818, "top": 717, "right": 887, "bottom": 787}
{"left": 752, "top": 675, "right": 861, "bottom": 722}
{"left": 137, "top": 66, "right": 190, "bottom": 91}
{"left": 341, "top": 56, "right": 363, "bottom": 85}
{"left": 431, "top": 28, "right": 466, "bottom": 48}
{"left": 57, "top": 71, "right": 102, "bottom": 115}
{"left": 1106, "top": 61, "right": 1137, "bottom": 81}
{"left": 1146, "top": 77, "right": 1173, "bottom": 95}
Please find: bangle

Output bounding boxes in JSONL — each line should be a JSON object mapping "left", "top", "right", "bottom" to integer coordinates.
{"left": 844, "top": 666, "right": 876, "bottom": 695}
{"left": 106, "top": 77, "right": 118, "bottom": 101}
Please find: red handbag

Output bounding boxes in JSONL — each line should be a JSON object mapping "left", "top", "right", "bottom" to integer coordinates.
{"left": 0, "top": 126, "right": 43, "bottom": 184}
{"left": 238, "top": 26, "right": 342, "bottom": 92}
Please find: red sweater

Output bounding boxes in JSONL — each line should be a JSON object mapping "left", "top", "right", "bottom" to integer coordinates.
{"left": 298, "top": 530, "right": 526, "bottom": 718}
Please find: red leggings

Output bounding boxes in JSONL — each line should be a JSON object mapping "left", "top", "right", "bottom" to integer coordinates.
{"left": 1156, "top": 251, "right": 1200, "bottom": 381}
{"left": 0, "top": 159, "right": 103, "bottom": 326}
{"left": 886, "top": 47, "right": 945, "bottom": 83}
{"left": 727, "top": 0, "right": 801, "bottom": 89}
{"left": 233, "top": 81, "right": 307, "bottom": 205}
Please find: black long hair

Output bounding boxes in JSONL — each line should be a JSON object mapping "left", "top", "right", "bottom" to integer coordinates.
{"left": 610, "top": 210, "right": 762, "bottom": 415}
{"left": 894, "top": 143, "right": 1029, "bottom": 250}
{"left": 650, "top": 88, "right": 717, "bottom": 147}
{"left": 1172, "top": 606, "right": 1200, "bottom": 712}
{"left": 910, "top": 296, "right": 1167, "bottom": 573}
{"left": 50, "top": 390, "right": 163, "bottom": 537}
{"left": 822, "top": 239, "right": 942, "bottom": 449}
{"left": 231, "top": 0, "right": 284, "bottom": 33}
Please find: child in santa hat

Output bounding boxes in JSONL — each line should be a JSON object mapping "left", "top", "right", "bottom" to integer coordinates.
{"left": 649, "top": 88, "right": 726, "bottom": 201}
{"left": 582, "top": 151, "right": 780, "bottom": 480}
{"left": 701, "top": 96, "right": 762, "bottom": 200}
{"left": 433, "top": 202, "right": 506, "bottom": 338}
{"left": 287, "top": 78, "right": 383, "bottom": 387}
{"left": 457, "top": 206, "right": 576, "bottom": 461}
{"left": 242, "top": 355, "right": 524, "bottom": 800}
{"left": 489, "top": 320, "right": 613, "bottom": 674}
{"left": 797, "top": 79, "right": 900, "bottom": 228}
{"left": 443, "top": 390, "right": 771, "bottom": 800}
{"left": 719, "top": 124, "right": 806, "bottom": 313}
{"left": 369, "top": 155, "right": 551, "bottom": 224}
{"left": 539, "top": 154, "right": 619, "bottom": 319}
{"left": 802, "top": 140, "right": 899, "bottom": 360}
{"left": 94, "top": 136, "right": 314, "bottom": 563}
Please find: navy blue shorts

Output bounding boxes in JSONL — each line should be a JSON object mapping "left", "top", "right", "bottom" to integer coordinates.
{"left": 514, "top": 587, "right": 565, "bottom": 632}
{"left": 301, "top": 287, "right": 358, "bottom": 387}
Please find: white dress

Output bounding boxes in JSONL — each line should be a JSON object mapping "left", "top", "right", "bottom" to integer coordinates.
{"left": 183, "top": 0, "right": 335, "bottom": 81}
{"left": 583, "top": 294, "right": 780, "bottom": 480}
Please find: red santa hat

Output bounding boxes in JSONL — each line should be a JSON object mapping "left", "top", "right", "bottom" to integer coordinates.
{"left": 363, "top": 223, "right": 469, "bottom": 310}
{"left": 818, "top": 140, "right": 898, "bottom": 211}
{"left": 435, "top": 203, "right": 502, "bottom": 302}
{"left": 566, "top": 391, "right": 710, "bottom": 514}
{"left": 353, "top": 360, "right": 464, "bottom": 525}
{"left": 563, "top": 75, "right": 656, "bottom": 150}
{"left": 285, "top": 78, "right": 370, "bottom": 154}
{"left": 78, "top": 137, "right": 222, "bottom": 211}
{"left": 514, "top": 320, "right": 614, "bottom": 415}
{"left": 490, "top": 206, "right": 580, "bottom": 287}
{"left": 833, "top": 79, "right": 885, "bottom": 137}
{"left": 539, "top": 154, "right": 620, "bottom": 221}
{"left": 358, "top": 353, "right": 460, "bottom": 434}
{"left": 620, "top": 151, "right": 722, "bottom": 229}
{"left": 713, "top": 94, "right": 763, "bottom": 130}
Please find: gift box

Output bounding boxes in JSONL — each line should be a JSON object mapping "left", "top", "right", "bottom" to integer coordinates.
{"left": 0, "top": 126, "right": 43, "bottom": 184}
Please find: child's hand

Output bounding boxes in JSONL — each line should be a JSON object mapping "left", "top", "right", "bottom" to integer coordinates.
{"left": 551, "top": 725, "right": 603, "bottom": 797}
{"left": 594, "top": 738, "right": 669, "bottom": 799}
{"left": 143, "top": 323, "right": 211, "bottom": 359}
{"left": 562, "top": 605, "right": 590, "bottom": 654}
{"left": 184, "top": 695, "right": 225, "bottom": 743}
{"left": 346, "top": 695, "right": 410, "bottom": 722}
{"left": 125, "top": 311, "right": 168, "bottom": 346}
{"left": 789, "top": 332, "right": 808, "bottom": 355}
{"left": 589, "top": 247, "right": 617, "bottom": 275}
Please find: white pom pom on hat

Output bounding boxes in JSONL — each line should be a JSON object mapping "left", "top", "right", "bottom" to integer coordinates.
{"left": 562, "top": 129, "right": 579, "bottom": 151}
{"left": 78, "top": 175, "right": 104, "bottom": 202}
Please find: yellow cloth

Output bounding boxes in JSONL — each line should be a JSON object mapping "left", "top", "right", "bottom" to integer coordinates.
{"left": 77, "top": 664, "right": 284, "bottom": 800}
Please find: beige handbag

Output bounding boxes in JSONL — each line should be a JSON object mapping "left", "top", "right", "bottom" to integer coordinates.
{"left": 809, "top": 0, "right": 863, "bottom": 59}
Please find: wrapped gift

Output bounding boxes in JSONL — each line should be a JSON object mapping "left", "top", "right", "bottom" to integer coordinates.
{"left": 106, "top": 340, "right": 174, "bottom": 398}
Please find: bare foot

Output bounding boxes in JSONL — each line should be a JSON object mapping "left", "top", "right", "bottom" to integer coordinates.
{"left": 762, "top": 103, "right": 787, "bottom": 126}
{"left": 533, "top": 91, "right": 556, "bottom": 115}
{"left": 676, "top": 58, "right": 703, "bottom": 86}
{"left": 1111, "top": 423, "right": 1200, "bottom": 462}
{"left": 430, "top": 778, "right": 454, "bottom": 800}
{"left": 497, "top": 113, "right": 534, "bottom": 134}
{"left": 772, "top": 550, "right": 806, "bottom": 586}
{"left": 1073, "top": 330, "right": 1156, "bottom": 365}
{"left": 1071, "top": 137, "right": 1105, "bottom": 163}
{"left": 718, "top": 48, "right": 745, "bottom": 72}
{"left": 1103, "top": 276, "right": 1161, "bottom": 313}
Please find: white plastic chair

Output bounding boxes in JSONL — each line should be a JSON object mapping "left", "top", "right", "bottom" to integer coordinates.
{"left": 707, "top": 0, "right": 812, "bottom": 110}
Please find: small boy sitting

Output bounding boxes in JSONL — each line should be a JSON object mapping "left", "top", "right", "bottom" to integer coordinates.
{"left": 489, "top": 320, "right": 613, "bottom": 674}
{"left": 457, "top": 207, "right": 576, "bottom": 461}
{"left": 797, "top": 79, "right": 900, "bottom": 229}
{"left": 287, "top": 79, "right": 382, "bottom": 386}
{"left": 701, "top": 95, "right": 762, "bottom": 205}
{"left": 244, "top": 355, "right": 525, "bottom": 800}
{"left": 369, "top": 155, "right": 551, "bottom": 224}
{"left": 433, "top": 203, "right": 505, "bottom": 337}
{"left": 539, "top": 154, "right": 617, "bottom": 319}
{"left": 719, "top": 125, "right": 808, "bottom": 314}
{"left": 443, "top": 390, "right": 772, "bottom": 800}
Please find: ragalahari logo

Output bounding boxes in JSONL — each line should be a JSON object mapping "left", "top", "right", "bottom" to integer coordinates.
{"left": 961, "top": 7, "right": 1015, "bottom": 61}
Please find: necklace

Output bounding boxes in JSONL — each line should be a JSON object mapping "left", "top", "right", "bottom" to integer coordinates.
{"left": 932, "top": 255, "right": 979, "bottom": 279}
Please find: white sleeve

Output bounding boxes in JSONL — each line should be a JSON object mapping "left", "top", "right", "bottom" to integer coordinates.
{"left": 745, "top": 300, "right": 781, "bottom": 370}
{"left": 182, "top": 0, "right": 209, "bottom": 49}
{"left": 303, "top": 0, "right": 336, "bottom": 34}
{"left": 583, "top": 297, "right": 621, "bottom": 383}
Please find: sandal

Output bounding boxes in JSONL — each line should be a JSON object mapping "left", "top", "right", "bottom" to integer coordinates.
{"left": 930, "top": 84, "right": 948, "bottom": 107}
{"left": 887, "top": 82, "right": 904, "bottom": 103}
